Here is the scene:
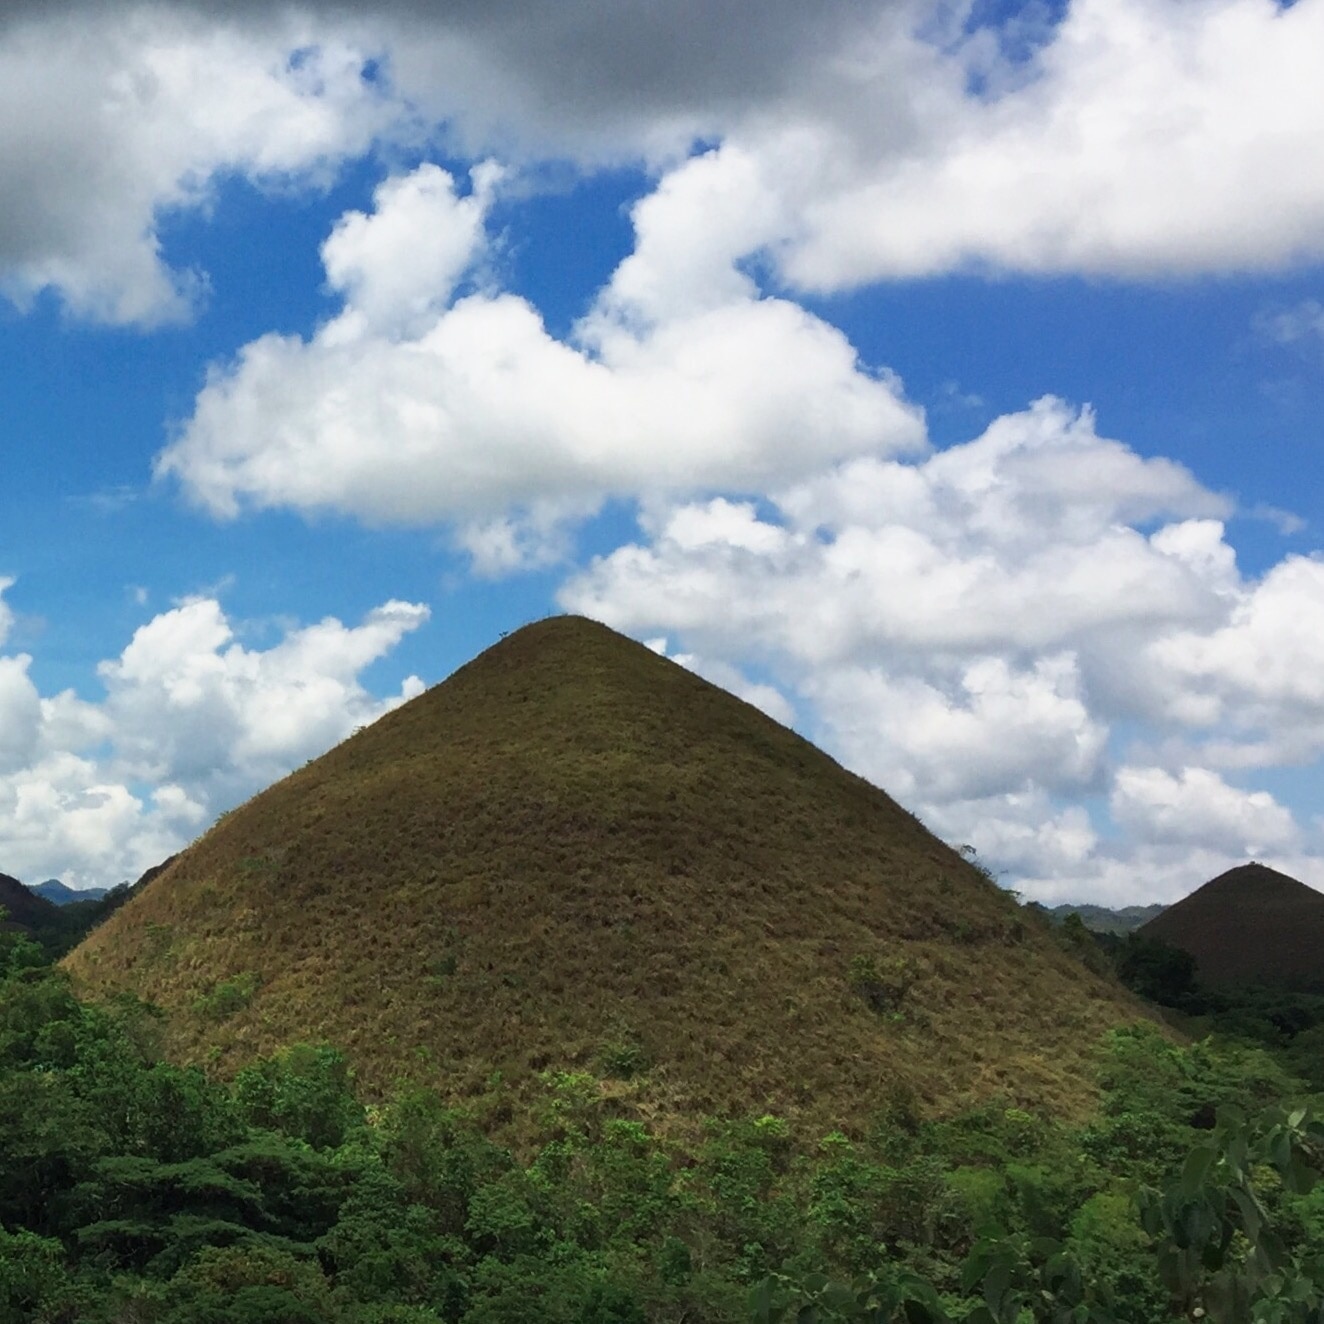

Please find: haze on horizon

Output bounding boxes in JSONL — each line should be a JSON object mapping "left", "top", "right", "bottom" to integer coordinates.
{"left": 2, "top": 0, "right": 1324, "bottom": 906}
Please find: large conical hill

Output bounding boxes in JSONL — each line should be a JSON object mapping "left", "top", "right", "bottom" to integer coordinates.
{"left": 1139, "top": 862, "right": 1324, "bottom": 990}
{"left": 67, "top": 616, "right": 1146, "bottom": 1137}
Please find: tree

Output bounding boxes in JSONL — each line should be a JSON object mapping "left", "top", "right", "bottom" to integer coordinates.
{"left": 1116, "top": 936, "right": 1200, "bottom": 1009}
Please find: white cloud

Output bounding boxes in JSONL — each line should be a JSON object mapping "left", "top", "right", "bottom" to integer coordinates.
{"left": 1255, "top": 293, "right": 1324, "bottom": 368}
{"left": 565, "top": 399, "right": 1229, "bottom": 666}
{"left": 156, "top": 160, "right": 923, "bottom": 544}
{"left": 766, "top": 0, "right": 1324, "bottom": 287}
{"left": 924, "top": 792, "right": 1101, "bottom": 890}
{"left": 806, "top": 655, "right": 1107, "bottom": 805}
{"left": 453, "top": 505, "right": 581, "bottom": 578}
{"left": 1146, "top": 554, "right": 1324, "bottom": 760}
{"left": 0, "top": 753, "right": 193, "bottom": 891}
{"left": 0, "top": 576, "right": 14, "bottom": 644}
{"left": 1110, "top": 764, "right": 1298, "bottom": 855}
{"left": 3, "top": 0, "right": 1323, "bottom": 326}
{"left": 0, "top": 582, "right": 427, "bottom": 890}
{"left": 100, "top": 596, "right": 428, "bottom": 801}
{"left": 1254, "top": 298, "right": 1324, "bottom": 349}
{"left": 0, "top": 8, "right": 398, "bottom": 324}
{"left": 0, "top": 655, "right": 43, "bottom": 775}
{"left": 260, "top": 0, "right": 1324, "bottom": 293}
{"left": 320, "top": 162, "right": 501, "bottom": 339}
{"left": 558, "top": 400, "right": 1324, "bottom": 904}
{"left": 333, "top": 0, "right": 1324, "bottom": 286}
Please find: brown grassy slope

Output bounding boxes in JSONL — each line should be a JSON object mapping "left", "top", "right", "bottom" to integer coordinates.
{"left": 0, "top": 871, "right": 59, "bottom": 932}
{"left": 67, "top": 616, "right": 1147, "bottom": 1138}
{"left": 1139, "top": 862, "right": 1324, "bottom": 990}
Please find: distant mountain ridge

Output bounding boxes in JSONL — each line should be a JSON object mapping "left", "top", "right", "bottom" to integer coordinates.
{"left": 1139, "top": 862, "right": 1324, "bottom": 990}
{"left": 31, "top": 880, "right": 109, "bottom": 906}
{"left": 1048, "top": 902, "right": 1167, "bottom": 935}
{"left": 68, "top": 615, "right": 1149, "bottom": 1137}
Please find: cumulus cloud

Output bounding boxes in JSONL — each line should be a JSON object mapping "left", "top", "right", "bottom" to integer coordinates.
{"left": 0, "top": 582, "right": 427, "bottom": 889}
{"left": 370, "top": 0, "right": 1324, "bottom": 283}
{"left": 7, "top": 0, "right": 1320, "bottom": 329}
{"left": 0, "top": 7, "right": 399, "bottom": 323}
{"left": 0, "top": 655, "right": 43, "bottom": 775}
{"left": 558, "top": 400, "right": 1324, "bottom": 902}
{"left": 926, "top": 792, "right": 1101, "bottom": 890}
{"left": 0, "top": 753, "right": 200, "bottom": 893}
{"left": 0, "top": 0, "right": 1321, "bottom": 333}
{"left": 66, "top": 0, "right": 1322, "bottom": 282}
{"left": 564, "top": 399, "right": 1230, "bottom": 665}
{"left": 763, "top": 0, "right": 1324, "bottom": 286}
{"left": 805, "top": 656, "right": 1107, "bottom": 805}
{"left": 156, "top": 160, "right": 923, "bottom": 545}
{"left": 320, "top": 162, "right": 501, "bottom": 338}
{"left": 100, "top": 596, "right": 428, "bottom": 803}
{"left": 1146, "top": 554, "right": 1324, "bottom": 761}
{"left": 1110, "top": 765, "right": 1298, "bottom": 855}
{"left": 1, "top": 0, "right": 889, "bottom": 161}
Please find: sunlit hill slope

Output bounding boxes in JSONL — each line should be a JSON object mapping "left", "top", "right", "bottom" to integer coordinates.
{"left": 67, "top": 616, "right": 1147, "bottom": 1138}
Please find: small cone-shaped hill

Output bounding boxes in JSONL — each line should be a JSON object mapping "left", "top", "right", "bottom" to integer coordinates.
{"left": 1139, "top": 862, "right": 1324, "bottom": 990}
{"left": 68, "top": 617, "right": 1145, "bottom": 1136}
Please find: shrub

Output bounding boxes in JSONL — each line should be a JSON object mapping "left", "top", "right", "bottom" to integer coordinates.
{"left": 597, "top": 1033, "right": 649, "bottom": 1081}
{"left": 848, "top": 954, "right": 916, "bottom": 1015}
{"left": 193, "top": 971, "right": 260, "bottom": 1020}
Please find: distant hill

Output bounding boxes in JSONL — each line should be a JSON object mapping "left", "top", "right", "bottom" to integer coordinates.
{"left": 1049, "top": 903, "right": 1166, "bottom": 935}
{"left": 68, "top": 616, "right": 1149, "bottom": 1138}
{"left": 0, "top": 870, "right": 60, "bottom": 932}
{"left": 31, "top": 880, "right": 109, "bottom": 906}
{"left": 3, "top": 863, "right": 165, "bottom": 959}
{"left": 1138, "top": 863, "right": 1324, "bottom": 990}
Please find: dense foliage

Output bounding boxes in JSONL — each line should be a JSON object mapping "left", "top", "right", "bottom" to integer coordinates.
{"left": 1101, "top": 931, "right": 1324, "bottom": 1092}
{"left": 6, "top": 884, "right": 135, "bottom": 962}
{"left": 3, "top": 918, "right": 1323, "bottom": 1323}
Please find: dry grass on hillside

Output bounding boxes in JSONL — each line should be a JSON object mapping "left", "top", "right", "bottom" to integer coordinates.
{"left": 67, "top": 616, "right": 1151, "bottom": 1143}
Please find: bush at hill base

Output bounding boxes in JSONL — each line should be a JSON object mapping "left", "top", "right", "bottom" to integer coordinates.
{"left": 6, "top": 922, "right": 1324, "bottom": 1324}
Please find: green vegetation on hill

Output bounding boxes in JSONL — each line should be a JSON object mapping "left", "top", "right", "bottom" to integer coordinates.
{"left": 1044, "top": 903, "right": 1166, "bottom": 936}
{"left": 0, "top": 879, "right": 136, "bottom": 964}
{"left": 1101, "top": 929, "right": 1324, "bottom": 1094}
{"left": 13, "top": 621, "right": 1324, "bottom": 1319}
{"left": 0, "top": 873, "right": 59, "bottom": 936}
{"left": 67, "top": 616, "right": 1149, "bottom": 1137}
{"left": 8, "top": 925, "right": 1324, "bottom": 1323}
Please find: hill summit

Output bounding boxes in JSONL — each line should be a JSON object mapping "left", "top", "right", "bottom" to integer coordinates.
{"left": 68, "top": 616, "right": 1144, "bottom": 1135}
{"left": 1139, "top": 862, "right": 1324, "bottom": 990}
{"left": 32, "top": 879, "right": 109, "bottom": 905}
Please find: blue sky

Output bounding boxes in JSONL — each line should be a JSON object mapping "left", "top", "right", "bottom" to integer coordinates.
{"left": 2, "top": 0, "right": 1324, "bottom": 902}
